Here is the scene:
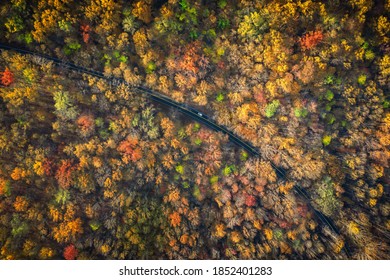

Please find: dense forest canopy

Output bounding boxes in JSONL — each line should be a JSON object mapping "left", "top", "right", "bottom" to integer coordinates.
{"left": 0, "top": 0, "right": 389, "bottom": 259}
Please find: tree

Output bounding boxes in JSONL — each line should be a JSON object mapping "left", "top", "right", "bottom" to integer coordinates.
{"left": 299, "top": 31, "right": 324, "bottom": 50}
{"left": 53, "top": 90, "right": 78, "bottom": 120}
{"left": 133, "top": 28, "right": 149, "bottom": 55}
{"left": 1, "top": 67, "right": 14, "bottom": 86}
{"left": 117, "top": 135, "right": 142, "bottom": 163}
{"left": 32, "top": 8, "right": 60, "bottom": 42}
{"left": 5, "top": 15, "right": 24, "bottom": 33}
{"left": 122, "top": 15, "right": 139, "bottom": 34}
{"left": 76, "top": 114, "right": 95, "bottom": 137}
{"left": 63, "top": 244, "right": 78, "bottom": 260}
{"left": 0, "top": 178, "right": 11, "bottom": 196}
{"left": 55, "top": 160, "right": 76, "bottom": 189}
{"left": 80, "top": 24, "right": 91, "bottom": 44}
{"left": 169, "top": 211, "right": 181, "bottom": 227}
{"left": 132, "top": 0, "right": 152, "bottom": 24}
{"left": 238, "top": 11, "right": 269, "bottom": 40}
{"left": 39, "top": 247, "right": 55, "bottom": 259}
{"left": 213, "top": 223, "right": 226, "bottom": 239}
{"left": 53, "top": 217, "right": 83, "bottom": 243}
{"left": 13, "top": 196, "right": 29, "bottom": 212}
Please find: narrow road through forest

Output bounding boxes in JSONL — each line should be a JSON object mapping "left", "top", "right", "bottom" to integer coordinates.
{"left": 0, "top": 43, "right": 350, "bottom": 256}
{"left": 0, "top": 44, "right": 263, "bottom": 156}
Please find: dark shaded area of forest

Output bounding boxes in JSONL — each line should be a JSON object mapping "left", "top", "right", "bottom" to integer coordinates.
{"left": 0, "top": 0, "right": 389, "bottom": 259}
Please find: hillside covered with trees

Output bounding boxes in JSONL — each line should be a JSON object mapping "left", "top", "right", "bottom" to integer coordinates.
{"left": 0, "top": 0, "right": 389, "bottom": 259}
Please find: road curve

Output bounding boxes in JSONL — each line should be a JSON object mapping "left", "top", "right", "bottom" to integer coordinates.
{"left": 0, "top": 43, "right": 292, "bottom": 179}
{"left": 0, "top": 43, "right": 350, "bottom": 255}
{"left": 0, "top": 44, "right": 260, "bottom": 152}
{"left": 0, "top": 43, "right": 289, "bottom": 176}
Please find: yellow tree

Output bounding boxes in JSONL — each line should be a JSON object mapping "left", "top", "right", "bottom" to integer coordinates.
{"left": 132, "top": 0, "right": 152, "bottom": 24}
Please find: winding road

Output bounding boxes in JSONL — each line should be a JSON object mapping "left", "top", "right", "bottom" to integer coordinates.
{"left": 0, "top": 44, "right": 262, "bottom": 154}
{"left": 0, "top": 43, "right": 351, "bottom": 257}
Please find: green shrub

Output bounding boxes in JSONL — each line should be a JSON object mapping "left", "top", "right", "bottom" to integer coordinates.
{"left": 218, "top": 0, "right": 227, "bottom": 9}
{"left": 176, "top": 164, "right": 184, "bottom": 175}
{"left": 274, "top": 229, "right": 283, "bottom": 240}
{"left": 53, "top": 91, "right": 78, "bottom": 120}
{"left": 99, "top": 129, "right": 109, "bottom": 139}
{"left": 216, "top": 92, "right": 224, "bottom": 102}
{"left": 325, "top": 90, "right": 334, "bottom": 101}
{"left": 146, "top": 61, "right": 156, "bottom": 74}
{"left": 238, "top": 11, "right": 269, "bottom": 40}
{"left": 193, "top": 123, "right": 201, "bottom": 132}
{"left": 204, "top": 29, "right": 216, "bottom": 42}
{"left": 222, "top": 165, "right": 235, "bottom": 176}
{"left": 210, "top": 175, "right": 219, "bottom": 184}
{"left": 327, "top": 114, "right": 336, "bottom": 124}
{"left": 55, "top": 189, "right": 70, "bottom": 205}
{"left": 217, "top": 17, "right": 230, "bottom": 29}
{"left": 240, "top": 151, "right": 248, "bottom": 161}
{"left": 89, "top": 221, "right": 101, "bottom": 231}
{"left": 357, "top": 74, "right": 366, "bottom": 85}
{"left": 179, "top": 0, "right": 189, "bottom": 10}
{"left": 64, "top": 42, "right": 81, "bottom": 55}
{"left": 24, "top": 33, "right": 33, "bottom": 44}
{"left": 265, "top": 100, "right": 280, "bottom": 118}
{"left": 324, "top": 75, "right": 335, "bottom": 85}
{"left": 194, "top": 138, "right": 202, "bottom": 145}
{"left": 58, "top": 20, "right": 71, "bottom": 32}
{"left": 189, "top": 29, "right": 198, "bottom": 40}
{"left": 322, "top": 135, "right": 332, "bottom": 146}
{"left": 294, "top": 107, "right": 308, "bottom": 118}
{"left": 95, "top": 117, "right": 104, "bottom": 127}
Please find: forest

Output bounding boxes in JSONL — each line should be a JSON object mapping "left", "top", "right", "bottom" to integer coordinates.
{"left": 0, "top": 0, "right": 389, "bottom": 260}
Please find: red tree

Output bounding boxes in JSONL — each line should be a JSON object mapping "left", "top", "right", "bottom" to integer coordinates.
{"left": 178, "top": 41, "right": 202, "bottom": 74}
{"left": 117, "top": 136, "right": 142, "bottom": 163}
{"left": 80, "top": 24, "right": 91, "bottom": 44}
{"left": 43, "top": 158, "right": 56, "bottom": 176}
{"left": 76, "top": 114, "right": 95, "bottom": 136}
{"left": 63, "top": 244, "right": 78, "bottom": 260}
{"left": 299, "top": 31, "right": 324, "bottom": 50}
{"left": 1, "top": 67, "right": 14, "bottom": 86}
{"left": 55, "top": 160, "right": 76, "bottom": 189}
{"left": 245, "top": 195, "right": 257, "bottom": 207}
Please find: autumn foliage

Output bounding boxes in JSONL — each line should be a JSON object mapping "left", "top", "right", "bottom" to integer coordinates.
{"left": 80, "top": 24, "right": 91, "bottom": 44}
{"left": 117, "top": 135, "right": 142, "bottom": 163}
{"left": 299, "top": 31, "right": 324, "bottom": 50}
{"left": 43, "top": 158, "right": 56, "bottom": 176}
{"left": 63, "top": 244, "right": 78, "bottom": 260}
{"left": 1, "top": 67, "right": 14, "bottom": 86}
{"left": 55, "top": 160, "right": 76, "bottom": 189}
{"left": 76, "top": 114, "right": 95, "bottom": 136}
{"left": 245, "top": 195, "right": 256, "bottom": 207}
{"left": 178, "top": 42, "right": 202, "bottom": 74}
{"left": 0, "top": 0, "right": 388, "bottom": 261}
{"left": 132, "top": 0, "right": 152, "bottom": 24}
{"left": 169, "top": 211, "right": 181, "bottom": 227}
